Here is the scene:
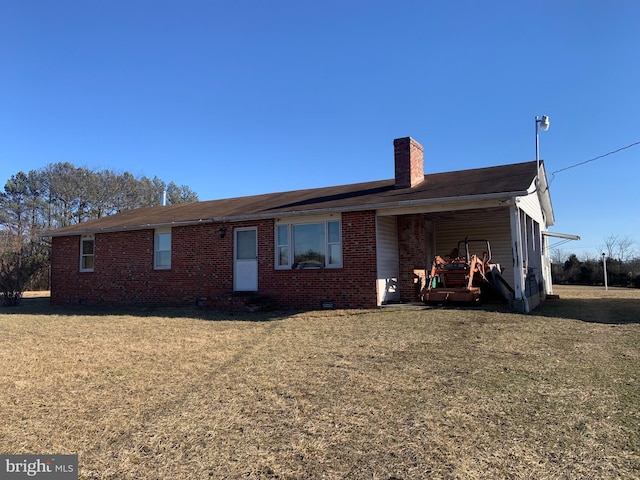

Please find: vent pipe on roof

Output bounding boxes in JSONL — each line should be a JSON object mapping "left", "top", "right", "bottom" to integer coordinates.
{"left": 161, "top": 190, "right": 167, "bottom": 206}
{"left": 394, "top": 137, "right": 425, "bottom": 188}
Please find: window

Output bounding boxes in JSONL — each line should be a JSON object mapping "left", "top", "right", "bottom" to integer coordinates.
{"left": 276, "top": 225, "right": 289, "bottom": 267}
{"left": 276, "top": 219, "right": 342, "bottom": 269}
{"left": 80, "top": 235, "right": 94, "bottom": 272}
{"left": 154, "top": 228, "right": 171, "bottom": 269}
{"left": 236, "top": 229, "right": 257, "bottom": 260}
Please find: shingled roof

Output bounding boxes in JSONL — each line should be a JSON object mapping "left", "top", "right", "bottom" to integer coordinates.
{"left": 46, "top": 160, "right": 539, "bottom": 236}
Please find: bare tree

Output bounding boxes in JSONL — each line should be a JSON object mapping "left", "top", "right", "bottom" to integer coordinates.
{"left": 600, "top": 234, "right": 637, "bottom": 262}
{"left": 551, "top": 248, "right": 568, "bottom": 264}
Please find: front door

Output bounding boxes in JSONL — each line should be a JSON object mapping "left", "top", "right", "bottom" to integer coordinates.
{"left": 234, "top": 228, "right": 258, "bottom": 291}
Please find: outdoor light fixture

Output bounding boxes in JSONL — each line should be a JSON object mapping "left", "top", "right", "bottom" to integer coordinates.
{"left": 218, "top": 227, "right": 227, "bottom": 238}
{"left": 535, "top": 115, "right": 550, "bottom": 179}
{"left": 538, "top": 115, "right": 550, "bottom": 131}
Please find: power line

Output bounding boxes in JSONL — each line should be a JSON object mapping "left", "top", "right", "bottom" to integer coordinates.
{"left": 549, "top": 238, "right": 577, "bottom": 249}
{"left": 549, "top": 140, "right": 640, "bottom": 181}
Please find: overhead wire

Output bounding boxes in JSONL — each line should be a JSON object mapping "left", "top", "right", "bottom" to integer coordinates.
{"left": 548, "top": 238, "right": 578, "bottom": 249}
{"left": 548, "top": 140, "right": 640, "bottom": 184}
{"left": 544, "top": 139, "right": 640, "bottom": 254}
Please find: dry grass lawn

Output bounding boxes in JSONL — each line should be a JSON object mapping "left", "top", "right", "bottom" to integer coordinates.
{"left": 1, "top": 285, "right": 639, "bottom": 479}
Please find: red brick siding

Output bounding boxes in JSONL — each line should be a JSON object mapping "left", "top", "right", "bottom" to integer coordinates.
{"left": 50, "top": 211, "right": 379, "bottom": 309}
{"left": 397, "top": 214, "right": 428, "bottom": 301}
{"left": 394, "top": 137, "right": 424, "bottom": 189}
{"left": 260, "top": 211, "right": 378, "bottom": 309}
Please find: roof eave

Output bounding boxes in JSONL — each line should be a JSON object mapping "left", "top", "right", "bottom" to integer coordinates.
{"left": 529, "top": 166, "right": 555, "bottom": 227}
{"left": 42, "top": 218, "right": 213, "bottom": 237}
{"left": 43, "top": 190, "right": 530, "bottom": 237}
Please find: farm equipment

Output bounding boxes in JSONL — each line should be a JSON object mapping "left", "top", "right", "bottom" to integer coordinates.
{"left": 421, "top": 238, "right": 514, "bottom": 305}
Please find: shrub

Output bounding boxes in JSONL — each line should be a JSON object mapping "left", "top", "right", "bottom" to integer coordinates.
{"left": 0, "top": 242, "right": 49, "bottom": 306}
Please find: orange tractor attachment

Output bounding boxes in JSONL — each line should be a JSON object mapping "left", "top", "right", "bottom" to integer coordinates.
{"left": 421, "top": 239, "right": 512, "bottom": 305}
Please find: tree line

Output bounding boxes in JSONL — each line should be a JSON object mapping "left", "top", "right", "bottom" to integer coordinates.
{"left": 552, "top": 254, "right": 640, "bottom": 288}
{"left": 0, "top": 162, "right": 199, "bottom": 305}
{"left": 551, "top": 235, "right": 640, "bottom": 288}
{"left": 0, "top": 162, "right": 198, "bottom": 244}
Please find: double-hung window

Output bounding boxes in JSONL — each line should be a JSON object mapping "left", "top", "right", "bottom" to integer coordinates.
{"left": 80, "top": 234, "right": 95, "bottom": 272}
{"left": 276, "top": 217, "right": 342, "bottom": 269}
{"left": 154, "top": 228, "right": 171, "bottom": 270}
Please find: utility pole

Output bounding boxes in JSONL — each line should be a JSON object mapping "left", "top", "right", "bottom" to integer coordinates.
{"left": 602, "top": 253, "right": 608, "bottom": 291}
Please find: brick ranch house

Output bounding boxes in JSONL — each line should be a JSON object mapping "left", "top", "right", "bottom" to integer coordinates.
{"left": 45, "top": 136, "right": 565, "bottom": 313}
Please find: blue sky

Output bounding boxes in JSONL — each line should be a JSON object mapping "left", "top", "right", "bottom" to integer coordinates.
{"left": 1, "top": 1, "right": 638, "bottom": 259}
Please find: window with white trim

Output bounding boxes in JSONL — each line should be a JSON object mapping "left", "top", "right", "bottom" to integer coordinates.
{"left": 154, "top": 228, "right": 171, "bottom": 270}
{"left": 275, "top": 219, "right": 342, "bottom": 269}
{"left": 80, "top": 235, "right": 94, "bottom": 272}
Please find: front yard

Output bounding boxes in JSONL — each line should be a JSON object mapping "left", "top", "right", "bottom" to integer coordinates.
{"left": 1, "top": 285, "right": 638, "bottom": 479}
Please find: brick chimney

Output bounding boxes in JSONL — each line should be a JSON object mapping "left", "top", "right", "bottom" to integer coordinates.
{"left": 394, "top": 137, "right": 424, "bottom": 188}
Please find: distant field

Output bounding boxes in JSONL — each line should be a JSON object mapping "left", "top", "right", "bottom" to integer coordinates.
{"left": 1, "top": 285, "right": 638, "bottom": 479}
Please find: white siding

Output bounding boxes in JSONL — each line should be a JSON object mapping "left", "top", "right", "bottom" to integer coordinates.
{"left": 516, "top": 192, "right": 545, "bottom": 224}
{"left": 376, "top": 216, "right": 400, "bottom": 304}
{"left": 434, "top": 211, "right": 515, "bottom": 288}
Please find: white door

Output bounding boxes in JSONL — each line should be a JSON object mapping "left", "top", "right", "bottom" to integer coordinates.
{"left": 234, "top": 228, "right": 258, "bottom": 291}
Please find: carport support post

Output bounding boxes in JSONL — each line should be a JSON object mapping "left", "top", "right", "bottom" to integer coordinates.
{"left": 510, "top": 204, "right": 528, "bottom": 313}
{"left": 602, "top": 253, "right": 608, "bottom": 291}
